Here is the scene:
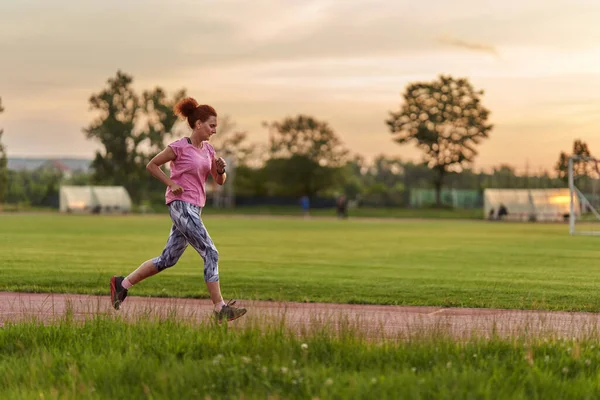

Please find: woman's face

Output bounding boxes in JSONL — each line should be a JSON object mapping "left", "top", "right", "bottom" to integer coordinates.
{"left": 194, "top": 116, "right": 217, "bottom": 141}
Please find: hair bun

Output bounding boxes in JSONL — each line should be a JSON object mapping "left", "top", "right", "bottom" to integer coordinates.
{"left": 174, "top": 97, "right": 199, "bottom": 119}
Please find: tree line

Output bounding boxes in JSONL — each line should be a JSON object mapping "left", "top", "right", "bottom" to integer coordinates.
{"left": 0, "top": 71, "right": 598, "bottom": 209}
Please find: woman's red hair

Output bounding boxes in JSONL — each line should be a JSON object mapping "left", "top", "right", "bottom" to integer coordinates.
{"left": 174, "top": 97, "right": 217, "bottom": 129}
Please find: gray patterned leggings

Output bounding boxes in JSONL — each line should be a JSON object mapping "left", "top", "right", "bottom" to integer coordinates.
{"left": 152, "top": 200, "right": 219, "bottom": 282}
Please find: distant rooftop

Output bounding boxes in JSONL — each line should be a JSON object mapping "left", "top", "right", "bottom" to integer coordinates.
{"left": 7, "top": 157, "right": 92, "bottom": 172}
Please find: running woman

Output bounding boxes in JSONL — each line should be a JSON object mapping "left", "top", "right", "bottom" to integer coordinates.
{"left": 110, "top": 97, "right": 247, "bottom": 323}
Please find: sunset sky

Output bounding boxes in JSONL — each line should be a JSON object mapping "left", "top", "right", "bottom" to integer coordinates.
{"left": 1, "top": 0, "right": 599, "bottom": 172}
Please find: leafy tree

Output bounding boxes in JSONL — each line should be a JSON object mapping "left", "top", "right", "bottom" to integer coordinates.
{"left": 0, "top": 97, "right": 7, "bottom": 205}
{"left": 386, "top": 74, "right": 493, "bottom": 206}
{"left": 5, "top": 170, "right": 27, "bottom": 204}
{"left": 338, "top": 155, "right": 368, "bottom": 200}
{"left": 83, "top": 71, "right": 186, "bottom": 203}
{"left": 63, "top": 171, "right": 93, "bottom": 186}
{"left": 490, "top": 164, "right": 519, "bottom": 188}
{"left": 232, "top": 165, "right": 271, "bottom": 197}
{"left": 368, "top": 155, "right": 405, "bottom": 188}
{"left": 4, "top": 169, "right": 62, "bottom": 207}
{"left": 207, "top": 116, "right": 258, "bottom": 167}
{"left": 555, "top": 139, "right": 594, "bottom": 183}
{"left": 267, "top": 115, "right": 348, "bottom": 167}
{"left": 264, "top": 115, "right": 349, "bottom": 197}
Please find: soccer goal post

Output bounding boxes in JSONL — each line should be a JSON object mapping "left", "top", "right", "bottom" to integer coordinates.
{"left": 568, "top": 155, "right": 600, "bottom": 236}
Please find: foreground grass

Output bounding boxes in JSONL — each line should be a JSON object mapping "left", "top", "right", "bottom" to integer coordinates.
{"left": 3, "top": 213, "right": 600, "bottom": 312}
{"left": 2, "top": 314, "right": 600, "bottom": 399}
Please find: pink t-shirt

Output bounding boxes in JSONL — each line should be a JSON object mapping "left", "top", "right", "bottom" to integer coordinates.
{"left": 165, "top": 137, "right": 216, "bottom": 208}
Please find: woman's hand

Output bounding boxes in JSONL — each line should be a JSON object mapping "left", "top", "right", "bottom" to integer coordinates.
{"left": 169, "top": 183, "right": 184, "bottom": 195}
{"left": 215, "top": 157, "right": 227, "bottom": 174}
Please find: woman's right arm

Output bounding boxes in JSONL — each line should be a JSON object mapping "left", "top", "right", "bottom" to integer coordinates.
{"left": 146, "top": 147, "right": 183, "bottom": 194}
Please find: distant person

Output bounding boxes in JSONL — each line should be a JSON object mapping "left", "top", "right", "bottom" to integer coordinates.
{"left": 300, "top": 195, "right": 310, "bottom": 218}
{"left": 109, "top": 97, "right": 246, "bottom": 323}
{"left": 498, "top": 203, "right": 508, "bottom": 220}
{"left": 336, "top": 195, "right": 348, "bottom": 219}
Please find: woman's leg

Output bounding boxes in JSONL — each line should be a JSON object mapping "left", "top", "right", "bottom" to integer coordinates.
{"left": 123, "top": 259, "right": 159, "bottom": 286}
{"left": 110, "top": 222, "right": 188, "bottom": 310}
{"left": 169, "top": 201, "right": 246, "bottom": 321}
{"left": 126, "top": 223, "right": 189, "bottom": 284}
{"left": 169, "top": 202, "right": 221, "bottom": 303}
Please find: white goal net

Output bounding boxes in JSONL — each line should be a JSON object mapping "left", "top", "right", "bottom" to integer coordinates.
{"left": 569, "top": 156, "right": 600, "bottom": 235}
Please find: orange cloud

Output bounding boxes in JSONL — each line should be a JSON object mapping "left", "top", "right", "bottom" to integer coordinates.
{"left": 438, "top": 35, "right": 498, "bottom": 56}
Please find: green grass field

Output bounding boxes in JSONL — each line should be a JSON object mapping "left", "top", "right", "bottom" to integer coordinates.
{"left": 203, "top": 205, "right": 483, "bottom": 220}
{"left": 1, "top": 203, "right": 484, "bottom": 219}
{"left": 2, "top": 212, "right": 600, "bottom": 312}
{"left": 4, "top": 212, "right": 600, "bottom": 399}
